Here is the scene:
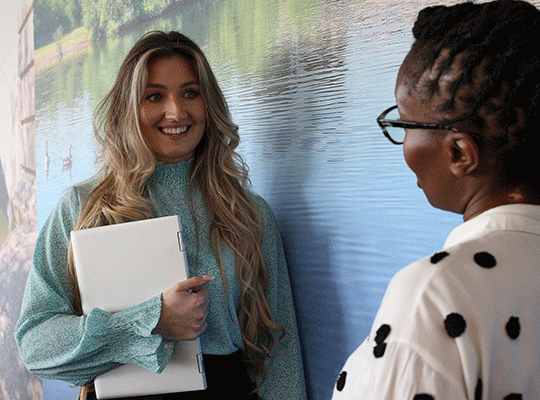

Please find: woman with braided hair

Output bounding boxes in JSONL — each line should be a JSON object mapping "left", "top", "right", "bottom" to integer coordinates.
{"left": 15, "top": 31, "right": 306, "bottom": 400}
{"left": 333, "top": 1, "right": 540, "bottom": 399}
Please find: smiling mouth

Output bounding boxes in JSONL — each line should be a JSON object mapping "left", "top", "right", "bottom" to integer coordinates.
{"left": 159, "top": 126, "right": 189, "bottom": 135}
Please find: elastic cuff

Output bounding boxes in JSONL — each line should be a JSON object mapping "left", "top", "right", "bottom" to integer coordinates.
{"left": 112, "top": 295, "right": 161, "bottom": 337}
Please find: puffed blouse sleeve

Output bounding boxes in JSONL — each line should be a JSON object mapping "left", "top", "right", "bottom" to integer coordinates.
{"left": 15, "top": 185, "right": 174, "bottom": 386}
{"left": 253, "top": 196, "right": 308, "bottom": 400}
{"left": 331, "top": 254, "right": 470, "bottom": 400}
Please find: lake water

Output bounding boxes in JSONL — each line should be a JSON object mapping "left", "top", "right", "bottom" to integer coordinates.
{"left": 34, "top": 0, "right": 521, "bottom": 398}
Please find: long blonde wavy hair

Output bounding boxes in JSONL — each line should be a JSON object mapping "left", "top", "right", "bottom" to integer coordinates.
{"left": 70, "top": 31, "right": 284, "bottom": 398}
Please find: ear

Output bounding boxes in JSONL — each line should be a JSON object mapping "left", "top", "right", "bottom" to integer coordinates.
{"left": 445, "top": 133, "right": 480, "bottom": 177}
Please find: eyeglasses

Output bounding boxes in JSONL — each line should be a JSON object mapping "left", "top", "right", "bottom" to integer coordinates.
{"left": 377, "top": 105, "right": 461, "bottom": 145}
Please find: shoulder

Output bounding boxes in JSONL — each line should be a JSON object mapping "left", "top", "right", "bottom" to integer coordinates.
{"left": 338, "top": 235, "right": 536, "bottom": 398}
{"left": 384, "top": 242, "right": 484, "bottom": 306}
{"left": 41, "top": 179, "right": 100, "bottom": 235}
{"left": 57, "top": 180, "right": 99, "bottom": 215}
{"left": 371, "top": 244, "right": 482, "bottom": 364}
{"left": 384, "top": 234, "right": 517, "bottom": 317}
{"left": 245, "top": 192, "right": 286, "bottom": 254}
{"left": 332, "top": 249, "right": 476, "bottom": 398}
{"left": 249, "top": 191, "right": 274, "bottom": 215}
{"left": 383, "top": 251, "right": 449, "bottom": 310}
{"left": 62, "top": 179, "right": 98, "bottom": 205}
{"left": 372, "top": 240, "right": 500, "bottom": 367}
{"left": 247, "top": 191, "right": 279, "bottom": 227}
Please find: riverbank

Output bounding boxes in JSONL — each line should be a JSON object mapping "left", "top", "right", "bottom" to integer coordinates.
{"left": 34, "top": 27, "right": 91, "bottom": 71}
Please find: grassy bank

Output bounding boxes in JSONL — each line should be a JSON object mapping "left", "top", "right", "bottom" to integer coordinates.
{"left": 34, "top": 27, "right": 91, "bottom": 71}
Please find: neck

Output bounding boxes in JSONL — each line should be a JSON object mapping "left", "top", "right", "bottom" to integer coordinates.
{"left": 462, "top": 186, "right": 538, "bottom": 221}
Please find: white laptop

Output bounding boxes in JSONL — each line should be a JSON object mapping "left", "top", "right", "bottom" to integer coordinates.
{"left": 71, "top": 215, "right": 206, "bottom": 399}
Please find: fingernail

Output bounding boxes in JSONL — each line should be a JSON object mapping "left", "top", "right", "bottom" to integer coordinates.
{"left": 203, "top": 275, "right": 214, "bottom": 281}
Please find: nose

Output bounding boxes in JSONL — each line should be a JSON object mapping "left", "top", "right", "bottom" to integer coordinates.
{"left": 164, "top": 97, "right": 187, "bottom": 119}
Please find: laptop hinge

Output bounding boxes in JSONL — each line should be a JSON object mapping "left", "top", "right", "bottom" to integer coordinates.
{"left": 177, "top": 231, "right": 184, "bottom": 251}
{"left": 196, "top": 353, "right": 204, "bottom": 374}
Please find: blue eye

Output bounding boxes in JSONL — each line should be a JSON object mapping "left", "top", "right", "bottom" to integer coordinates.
{"left": 146, "top": 93, "right": 162, "bottom": 102}
{"left": 185, "top": 90, "right": 199, "bottom": 99}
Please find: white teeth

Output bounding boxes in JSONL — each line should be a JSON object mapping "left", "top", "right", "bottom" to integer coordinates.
{"left": 162, "top": 126, "right": 188, "bottom": 135}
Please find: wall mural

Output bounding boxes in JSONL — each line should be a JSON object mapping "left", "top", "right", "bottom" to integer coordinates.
{"left": 4, "top": 0, "right": 539, "bottom": 399}
{"left": 32, "top": 2, "right": 459, "bottom": 398}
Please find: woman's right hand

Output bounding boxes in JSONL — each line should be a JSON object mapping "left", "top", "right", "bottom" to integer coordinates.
{"left": 152, "top": 275, "right": 213, "bottom": 340}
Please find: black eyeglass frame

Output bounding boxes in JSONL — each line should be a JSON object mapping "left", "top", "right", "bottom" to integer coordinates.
{"left": 377, "top": 105, "right": 461, "bottom": 145}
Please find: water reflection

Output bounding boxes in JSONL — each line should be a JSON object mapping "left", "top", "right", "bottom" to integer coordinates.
{"left": 36, "top": 0, "right": 532, "bottom": 398}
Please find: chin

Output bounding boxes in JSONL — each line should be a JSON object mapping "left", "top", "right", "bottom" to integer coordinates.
{"left": 423, "top": 193, "right": 443, "bottom": 210}
{"left": 427, "top": 199, "right": 462, "bottom": 215}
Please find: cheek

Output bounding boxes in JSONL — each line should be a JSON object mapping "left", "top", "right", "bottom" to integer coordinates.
{"left": 139, "top": 105, "right": 160, "bottom": 127}
{"left": 138, "top": 108, "right": 149, "bottom": 127}
{"left": 402, "top": 132, "right": 439, "bottom": 177}
{"left": 402, "top": 136, "right": 419, "bottom": 174}
{"left": 193, "top": 101, "right": 207, "bottom": 124}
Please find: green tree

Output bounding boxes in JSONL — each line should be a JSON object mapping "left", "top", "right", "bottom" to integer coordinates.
{"left": 34, "top": 0, "right": 83, "bottom": 49}
{"left": 81, "top": 0, "right": 179, "bottom": 39}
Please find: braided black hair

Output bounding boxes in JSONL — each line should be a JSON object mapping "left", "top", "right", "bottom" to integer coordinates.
{"left": 407, "top": 0, "right": 540, "bottom": 192}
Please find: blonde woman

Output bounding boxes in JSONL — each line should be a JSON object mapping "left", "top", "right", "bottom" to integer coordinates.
{"left": 16, "top": 31, "right": 307, "bottom": 400}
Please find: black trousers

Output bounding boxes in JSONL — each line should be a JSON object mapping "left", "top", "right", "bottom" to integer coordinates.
{"left": 87, "top": 351, "right": 259, "bottom": 400}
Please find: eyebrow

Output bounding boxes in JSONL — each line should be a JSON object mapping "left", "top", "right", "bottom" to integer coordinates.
{"left": 145, "top": 80, "right": 200, "bottom": 90}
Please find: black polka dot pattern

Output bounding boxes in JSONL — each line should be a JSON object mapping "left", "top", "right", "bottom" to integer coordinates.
{"left": 413, "top": 394, "right": 435, "bottom": 400}
{"left": 336, "top": 371, "right": 346, "bottom": 391}
{"left": 373, "top": 342, "right": 386, "bottom": 358}
{"left": 373, "top": 324, "right": 391, "bottom": 358}
{"left": 475, "top": 378, "right": 482, "bottom": 400}
{"left": 430, "top": 251, "right": 449, "bottom": 264}
{"left": 444, "top": 313, "right": 467, "bottom": 338}
{"left": 506, "top": 316, "right": 521, "bottom": 339}
{"left": 473, "top": 251, "right": 497, "bottom": 269}
{"left": 337, "top": 244, "right": 531, "bottom": 398}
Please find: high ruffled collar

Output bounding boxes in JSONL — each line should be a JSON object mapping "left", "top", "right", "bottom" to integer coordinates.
{"left": 149, "top": 159, "right": 194, "bottom": 187}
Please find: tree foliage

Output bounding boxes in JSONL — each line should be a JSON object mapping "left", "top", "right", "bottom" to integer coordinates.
{"left": 34, "top": 0, "right": 83, "bottom": 48}
{"left": 35, "top": 0, "right": 180, "bottom": 47}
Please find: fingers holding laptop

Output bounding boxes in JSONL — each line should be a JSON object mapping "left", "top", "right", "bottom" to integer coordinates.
{"left": 152, "top": 275, "right": 214, "bottom": 340}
